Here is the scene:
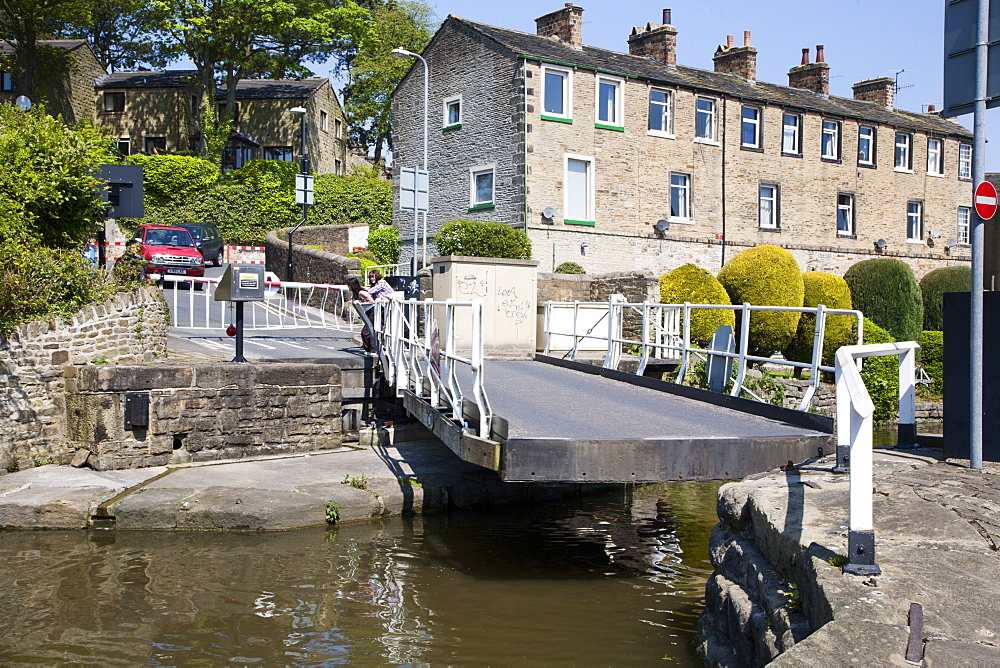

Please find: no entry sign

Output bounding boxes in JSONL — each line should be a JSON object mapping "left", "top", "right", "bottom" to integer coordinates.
{"left": 975, "top": 181, "right": 998, "bottom": 220}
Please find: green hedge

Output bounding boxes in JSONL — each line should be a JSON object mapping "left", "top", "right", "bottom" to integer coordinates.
{"left": 717, "top": 245, "right": 804, "bottom": 354}
{"left": 368, "top": 226, "right": 401, "bottom": 265}
{"left": 555, "top": 262, "right": 585, "bottom": 274}
{"left": 127, "top": 154, "right": 220, "bottom": 205}
{"left": 784, "top": 271, "right": 856, "bottom": 366}
{"left": 920, "top": 330, "right": 943, "bottom": 396}
{"left": 844, "top": 258, "right": 923, "bottom": 344}
{"left": 860, "top": 317, "right": 899, "bottom": 423}
{"left": 658, "top": 263, "right": 735, "bottom": 346}
{"left": 919, "top": 266, "right": 970, "bottom": 331}
{"left": 311, "top": 174, "right": 391, "bottom": 229}
{"left": 435, "top": 219, "right": 532, "bottom": 259}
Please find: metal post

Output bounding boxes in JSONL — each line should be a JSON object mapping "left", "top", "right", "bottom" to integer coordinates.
{"left": 896, "top": 346, "right": 918, "bottom": 448}
{"left": 287, "top": 109, "right": 309, "bottom": 283}
{"left": 233, "top": 301, "right": 247, "bottom": 363}
{"left": 420, "top": 57, "right": 429, "bottom": 269}
{"left": 970, "top": 0, "right": 989, "bottom": 469}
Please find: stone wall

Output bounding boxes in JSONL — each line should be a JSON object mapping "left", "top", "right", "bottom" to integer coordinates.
{"left": 537, "top": 271, "right": 659, "bottom": 303}
{"left": 265, "top": 228, "right": 361, "bottom": 286}
{"left": 64, "top": 363, "right": 342, "bottom": 469}
{"left": 0, "top": 287, "right": 168, "bottom": 471}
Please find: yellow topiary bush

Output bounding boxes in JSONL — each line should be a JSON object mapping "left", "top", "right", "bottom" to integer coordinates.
{"left": 717, "top": 245, "right": 805, "bottom": 354}
{"left": 658, "top": 264, "right": 736, "bottom": 345}
{"left": 784, "top": 271, "right": 856, "bottom": 366}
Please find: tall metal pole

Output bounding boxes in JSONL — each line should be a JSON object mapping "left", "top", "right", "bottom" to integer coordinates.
{"left": 287, "top": 109, "right": 309, "bottom": 282}
{"left": 970, "top": 0, "right": 989, "bottom": 470}
{"left": 420, "top": 55, "right": 429, "bottom": 270}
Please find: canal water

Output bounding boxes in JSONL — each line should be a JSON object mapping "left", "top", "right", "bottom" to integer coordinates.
{"left": 0, "top": 482, "right": 720, "bottom": 665}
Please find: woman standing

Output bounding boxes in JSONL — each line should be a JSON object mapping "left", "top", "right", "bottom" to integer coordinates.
{"left": 347, "top": 277, "right": 376, "bottom": 353}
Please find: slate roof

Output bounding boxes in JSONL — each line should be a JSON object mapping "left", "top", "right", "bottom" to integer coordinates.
{"left": 0, "top": 39, "right": 88, "bottom": 55}
{"left": 450, "top": 16, "right": 972, "bottom": 139}
{"left": 96, "top": 70, "right": 199, "bottom": 88}
{"left": 96, "top": 71, "right": 326, "bottom": 99}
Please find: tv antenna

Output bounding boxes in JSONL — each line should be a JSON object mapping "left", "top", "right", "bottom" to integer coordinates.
{"left": 894, "top": 69, "right": 915, "bottom": 93}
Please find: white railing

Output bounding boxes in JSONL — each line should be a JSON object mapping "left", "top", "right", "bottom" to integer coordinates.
{"left": 372, "top": 298, "right": 491, "bottom": 439}
{"left": 834, "top": 341, "right": 919, "bottom": 576}
{"left": 366, "top": 263, "right": 405, "bottom": 278}
{"left": 154, "top": 274, "right": 359, "bottom": 331}
{"left": 542, "top": 297, "right": 864, "bottom": 411}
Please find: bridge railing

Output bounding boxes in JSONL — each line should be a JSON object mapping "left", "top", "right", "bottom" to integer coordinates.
{"left": 542, "top": 298, "right": 864, "bottom": 411}
{"left": 372, "top": 298, "right": 491, "bottom": 438}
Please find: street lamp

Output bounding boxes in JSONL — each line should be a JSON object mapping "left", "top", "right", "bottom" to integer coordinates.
{"left": 391, "top": 47, "right": 428, "bottom": 274}
{"left": 287, "top": 105, "right": 309, "bottom": 282}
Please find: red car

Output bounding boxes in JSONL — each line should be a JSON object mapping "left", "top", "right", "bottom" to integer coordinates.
{"left": 137, "top": 224, "right": 205, "bottom": 278}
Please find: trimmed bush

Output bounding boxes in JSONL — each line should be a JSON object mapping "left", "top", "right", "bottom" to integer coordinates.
{"left": 784, "top": 271, "right": 856, "bottom": 366}
{"left": 658, "top": 264, "right": 735, "bottom": 346}
{"left": 435, "top": 219, "right": 532, "bottom": 259}
{"left": 920, "top": 330, "right": 943, "bottom": 396}
{"left": 717, "top": 245, "right": 804, "bottom": 354}
{"left": 844, "top": 258, "right": 923, "bottom": 344}
{"left": 920, "top": 266, "right": 971, "bottom": 331}
{"left": 311, "top": 174, "right": 391, "bottom": 229}
{"left": 368, "top": 226, "right": 401, "bottom": 265}
{"left": 227, "top": 159, "right": 298, "bottom": 190}
{"left": 860, "top": 318, "right": 899, "bottom": 423}
{"left": 127, "top": 154, "right": 220, "bottom": 205}
{"left": 555, "top": 262, "right": 585, "bottom": 274}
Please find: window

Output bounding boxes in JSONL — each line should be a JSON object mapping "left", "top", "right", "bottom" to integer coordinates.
{"left": 443, "top": 95, "right": 461, "bottom": 128}
{"left": 103, "top": 91, "right": 125, "bottom": 113}
{"left": 837, "top": 193, "right": 855, "bottom": 236}
{"left": 263, "top": 146, "right": 293, "bottom": 161}
{"left": 959, "top": 143, "right": 973, "bottom": 180}
{"left": 958, "top": 206, "right": 971, "bottom": 245}
{"left": 469, "top": 166, "right": 495, "bottom": 208}
{"left": 821, "top": 120, "right": 840, "bottom": 160}
{"left": 144, "top": 137, "right": 166, "bottom": 155}
{"left": 907, "top": 202, "right": 923, "bottom": 241}
{"left": 542, "top": 65, "right": 572, "bottom": 120}
{"left": 320, "top": 110, "right": 328, "bottom": 132}
{"left": 335, "top": 159, "right": 343, "bottom": 176}
{"left": 927, "top": 138, "right": 944, "bottom": 175}
{"left": 781, "top": 113, "right": 801, "bottom": 154}
{"left": 670, "top": 173, "right": 691, "bottom": 220}
{"left": 858, "top": 126, "right": 876, "bottom": 166}
{"left": 116, "top": 138, "right": 130, "bottom": 157}
{"left": 695, "top": 97, "right": 716, "bottom": 141}
{"left": 217, "top": 102, "right": 239, "bottom": 122}
{"left": 334, "top": 118, "right": 343, "bottom": 139}
{"left": 191, "top": 94, "right": 199, "bottom": 115}
{"left": 565, "top": 155, "right": 594, "bottom": 224}
{"left": 595, "top": 75, "right": 623, "bottom": 128}
{"left": 895, "top": 132, "right": 912, "bottom": 170}
{"left": 648, "top": 88, "right": 673, "bottom": 136}
{"left": 1, "top": 72, "right": 13, "bottom": 92}
{"left": 759, "top": 184, "right": 778, "bottom": 229}
{"left": 741, "top": 106, "right": 761, "bottom": 148}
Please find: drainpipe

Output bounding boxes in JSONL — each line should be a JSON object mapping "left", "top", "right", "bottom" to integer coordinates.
{"left": 720, "top": 97, "right": 728, "bottom": 267}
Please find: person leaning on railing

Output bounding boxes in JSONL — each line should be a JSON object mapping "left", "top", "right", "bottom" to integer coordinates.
{"left": 347, "top": 276, "right": 376, "bottom": 354}
{"left": 368, "top": 269, "right": 394, "bottom": 301}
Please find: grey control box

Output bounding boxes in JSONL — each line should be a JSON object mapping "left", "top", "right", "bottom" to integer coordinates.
{"left": 214, "top": 265, "right": 266, "bottom": 302}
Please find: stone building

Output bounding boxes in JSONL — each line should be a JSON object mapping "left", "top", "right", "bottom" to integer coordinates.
{"left": 95, "top": 71, "right": 348, "bottom": 174}
{"left": 0, "top": 39, "right": 106, "bottom": 124}
{"left": 392, "top": 5, "right": 974, "bottom": 279}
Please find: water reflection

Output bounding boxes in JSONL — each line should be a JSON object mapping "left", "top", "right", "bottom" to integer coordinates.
{"left": 0, "top": 483, "right": 720, "bottom": 665}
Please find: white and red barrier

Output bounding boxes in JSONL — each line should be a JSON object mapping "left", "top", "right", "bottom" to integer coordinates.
{"left": 224, "top": 245, "right": 266, "bottom": 264}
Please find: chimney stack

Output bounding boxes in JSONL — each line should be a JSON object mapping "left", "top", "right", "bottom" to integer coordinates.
{"left": 852, "top": 77, "right": 895, "bottom": 108}
{"left": 628, "top": 9, "right": 678, "bottom": 66}
{"left": 788, "top": 45, "right": 829, "bottom": 95}
{"left": 713, "top": 30, "right": 757, "bottom": 81}
{"left": 535, "top": 4, "right": 585, "bottom": 50}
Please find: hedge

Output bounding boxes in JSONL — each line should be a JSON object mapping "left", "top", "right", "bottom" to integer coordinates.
{"left": 844, "top": 258, "right": 923, "bottom": 344}
{"left": 717, "top": 245, "right": 804, "bottom": 354}
{"left": 784, "top": 271, "right": 856, "bottom": 366}
{"left": 860, "top": 317, "right": 899, "bottom": 423}
{"left": 658, "top": 263, "right": 735, "bottom": 345}
{"left": 435, "top": 219, "right": 532, "bottom": 259}
{"left": 555, "top": 262, "right": 585, "bottom": 274}
{"left": 310, "top": 174, "right": 391, "bottom": 229}
{"left": 920, "top": 330, "right": 943, "bottom": 396}
{"left": 127, "top": 154, "right": 220, "bottom": 205}
{"left": 919, "top": 265, "right": 971, "bottom": 331}
{"left": 368, "top": 226, "right": 401, "bottom": 265}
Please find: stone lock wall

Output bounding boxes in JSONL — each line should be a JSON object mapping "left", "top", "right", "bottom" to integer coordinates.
{"left": 265, "top": 228, "right": 361, "bottom": 286}
{"left": 65, "top": 363, "right": 342, "bottom": 470}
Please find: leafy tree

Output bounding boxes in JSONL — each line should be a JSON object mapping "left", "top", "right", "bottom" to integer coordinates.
{"left": 55, "top": 0, "right": 160, "bottom": 71}
{"left": 0, "top": 0, "right": 90, "bottom": 99}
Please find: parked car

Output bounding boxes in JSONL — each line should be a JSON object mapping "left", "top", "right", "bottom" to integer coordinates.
{"left": 137, "top": 224, "right": 205, "bottom": 280}
{"left": 177, "top": 221, "right": 225, "bottom": 266}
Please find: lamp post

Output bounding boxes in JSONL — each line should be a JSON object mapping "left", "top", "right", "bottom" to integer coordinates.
{"left": 391, "top": 47, "right": 428, "bottom": 274}
{"left": 287, "top": 105, "right": 309, "bottom": 282}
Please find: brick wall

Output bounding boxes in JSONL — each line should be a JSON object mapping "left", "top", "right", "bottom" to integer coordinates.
{"left": 0, "top": 287, "right": 168, "bottom": 472}
{"left": 65, "top": 363, "right": 342, "bottom": 469}
{"left": 96, "top": 86, "right": 193, "bottom": 154}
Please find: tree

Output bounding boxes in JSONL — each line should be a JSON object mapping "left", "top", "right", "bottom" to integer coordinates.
{"left": 0, "top": 0, "right": 90, "bottom": 98}
{"left": 342, "top": 0, "right": 434, "bottom": 162}
{"left": 55, "top": 0, "right": 161, "bottom": 72}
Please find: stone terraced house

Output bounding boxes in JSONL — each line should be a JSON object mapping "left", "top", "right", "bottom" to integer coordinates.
{"left": 0, "top": 39, "right": 106, "bottom": 124}
{"left": 391, "top": 5, "right": 975, "bottom": 279}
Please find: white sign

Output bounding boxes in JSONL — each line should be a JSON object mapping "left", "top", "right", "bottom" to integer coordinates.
{"left": 295, "top": 173, "right": 314, "bottom": 205}
{"left": 400, "top": 167, "right": 429, "bottom": 211}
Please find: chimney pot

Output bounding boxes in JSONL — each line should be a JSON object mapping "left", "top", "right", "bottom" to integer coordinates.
{"left": 800, "top": 47, "right": 810, "bottom": 65}
{"left": 928, "top": 104, "right": 936, "bottom": 112}
{"left": 726, "top": 35, "right": 734, "bottom": 49}
{"left": 790, "top": 47, "right": 830, "bottom": 95}
{"left": 816, "top": 44, "right": 825, "bottom": 63}
{"left": 628, "top": 11, "right": 678, "bottom": 65}
{"left": 744, "top": 30, "right": 751, "bottom": 47}
{"left": 662, "top": 8, "right": 671, "bottom": 24}
{"left": 713, "top": 30, "right": 757, "bottom": 81}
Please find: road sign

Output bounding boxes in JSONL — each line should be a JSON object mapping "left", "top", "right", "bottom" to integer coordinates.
{"left": 295, "top": 173, "right": 314, "bottom": 205}
{"left": 944, "top": 0, "right": 1000, "bottom": 116}
{"left": 976, "top": 180, "right": 998, "bottom": 220}
{"left": 400, "top": 167, "right": 429, "bottom": 211}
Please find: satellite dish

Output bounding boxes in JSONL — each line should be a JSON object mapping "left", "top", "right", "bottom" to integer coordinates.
{"left": 14, "top": 95, "right": 31, "bottom": 112}
{"left": 654, "top": 219, "right": 670, "bottom": 232}
{"left": 875, "top": 238, "right": 887, "bottom": 249}
{"left": 542, "top": 206, "right": 556, "bottom": 219}
{"left": 930, "top": 228, "right": 941, "bottom": 238}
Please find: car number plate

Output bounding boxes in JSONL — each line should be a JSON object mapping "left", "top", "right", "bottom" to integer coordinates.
{"left": 167, "top": 268, "right": 186, "bottom": 274}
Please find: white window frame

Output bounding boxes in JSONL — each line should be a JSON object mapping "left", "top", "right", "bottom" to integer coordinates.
{"left": 958, "top": 206, "right": 971, "bottom": 245}
{"left": 320, "top": 110, "right": 328, "bottom": 132}
{"left": 858, "top": 125, "right": 876, "bottom": 166}
{"left": 541, "top": 64, "right": 572, "bottom": 120}
{"left": 837, "top": 193, "right": 855, "bottom": 236}
{"left": 443, "top": 94, "right": 462, "bottom": 128}
{"left": 595, "top": 74, "right": 624, "bottom": 128}
{"left": 895, "top": 132, "right": 913, "bottom": 171}
{"left": 647, "top": 87, "right": 674, "bottom": 138}
{"left": 907, "top": 201, "right": 924, "bottom": 242}
{"left": 116, "top": 138, "right": 131, "bottom": 157}
{"left": 334, "top": 118, "right": 343, "bottom": 139}
{"left": 564, "top": 154, "right": 595, "bottom": 224}
{"left": 821, "top": 119, "right": 840, "bottom": 160}
{"left": 695, "top": 96, "right": 718, "bottom": 143}
{"left": 959, "top": 143, "right": 973, "bottom": 180}
{"left": 781, "top": 113, "right": 801, "bottom": 155}
{"left": 741, "top": 106, "right": 762, "bottom": 148}
{"left": 927, "top": 138, "right": 944, "bottom": 176}
{"left": 669, "top": 172, "right": 692, "bottom": 222}
{"left": 103, "top": 91, "right": 125, "bottom": 113}
{"left": 469, "top": 165, "right": 495, "bottom": 208}
{"left": 759, "top": 184, "right": 778, "bottom": 229}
